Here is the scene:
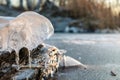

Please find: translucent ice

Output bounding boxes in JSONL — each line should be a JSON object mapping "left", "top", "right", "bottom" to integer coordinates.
{"left": 0, "top": 11, "right": 54, "bottom": 67}
{"left": 0, "top": 11, "right": 54, "bottom": 52}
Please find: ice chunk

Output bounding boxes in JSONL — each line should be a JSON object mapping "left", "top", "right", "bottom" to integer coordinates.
{"left": 8, "top": 11, "right": 54, "bottom": 52}
{"left": 0, "top": 11, "right": 54, "bottom": 52}
{"left": 0, "top": 11, "right": 54, "bottom": 67}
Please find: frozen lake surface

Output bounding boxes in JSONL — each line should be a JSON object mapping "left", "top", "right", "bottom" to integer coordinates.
{"left": 45, "top": 33, "right": 120, "bottom": 80}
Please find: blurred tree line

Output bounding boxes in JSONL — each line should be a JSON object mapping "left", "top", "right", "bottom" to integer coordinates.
{"left": 0, "top": 0, "right": 120, "bottom": 32}
{"left": 55, "top": 0, "right": 120, "bottom": 31}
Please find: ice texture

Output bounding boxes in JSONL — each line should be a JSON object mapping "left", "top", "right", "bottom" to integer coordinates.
{"left": 0, "top": 11, "right": 54, "bottom": 52}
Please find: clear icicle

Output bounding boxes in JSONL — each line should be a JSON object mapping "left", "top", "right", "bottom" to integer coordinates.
{"left": 28, "top": 50, "right": 31, "bottom": 68}
{"left": 16, "top": 52, "right": 19, "bottom": 66}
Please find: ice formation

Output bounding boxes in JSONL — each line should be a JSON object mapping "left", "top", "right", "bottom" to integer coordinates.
{"left": 0, "top": 12, "right": 87, "bottom": 79}
{"left": 0, "top": 11, "right": 54, "bottom": 67}
{"left": 0, "top": 11, "right": 54, "bottom": 52}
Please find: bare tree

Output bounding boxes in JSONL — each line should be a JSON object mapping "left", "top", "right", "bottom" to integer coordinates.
{"left": 20, "top": 0, "right": 23, "bottom": 10}
{"left": 59, "top": 0, "right": 65, "bottom": 7}
{"left": 6, "top": 0, "right": 11, "bottom": 8}
{"left": 27, "top": 0, "right": 32, "bottom": 10}
{"left": 34, "top": 0, "right": 41, "bottom": 11}
{"left": 116, "top": 0, "right": 120, "bottom": 6}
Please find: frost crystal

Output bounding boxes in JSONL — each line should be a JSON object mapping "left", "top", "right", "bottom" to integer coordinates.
{"left": 0, "top": 11, "right": 54, "bottom": 52}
